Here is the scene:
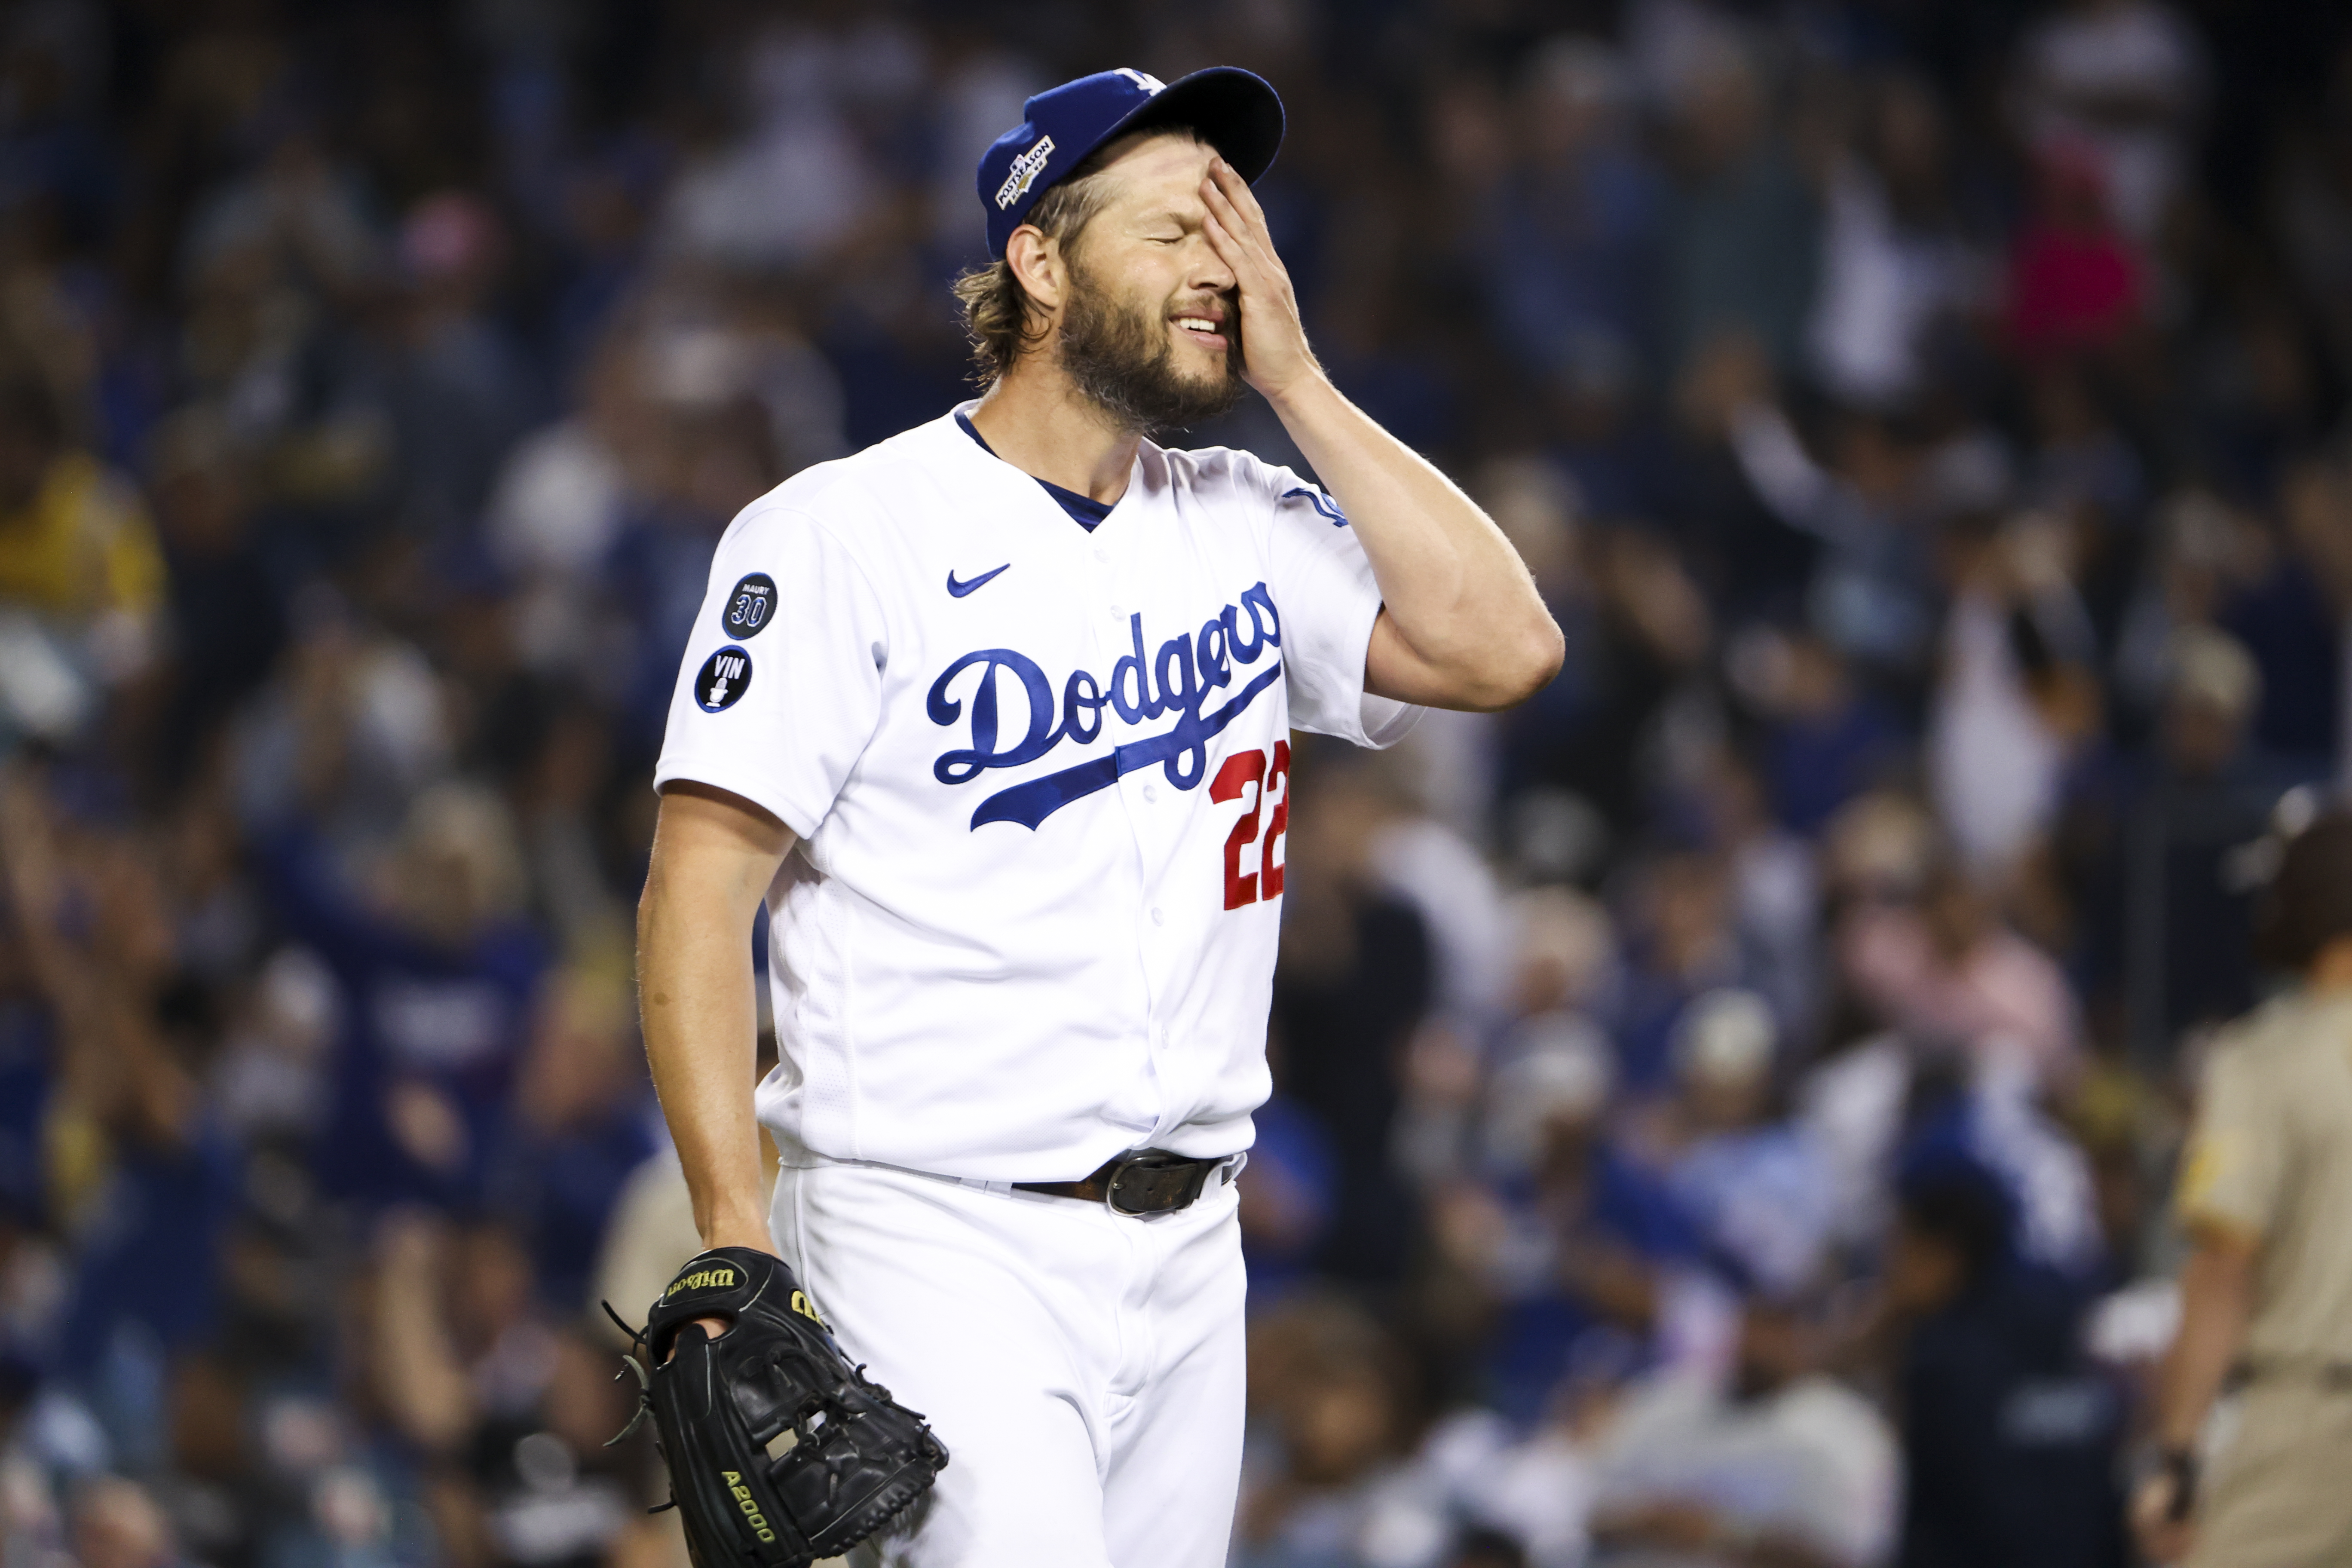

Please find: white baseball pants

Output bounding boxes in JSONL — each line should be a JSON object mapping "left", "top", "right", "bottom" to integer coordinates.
{"left": 769, "top": 1159, "right": 1248, "bottom": 1568}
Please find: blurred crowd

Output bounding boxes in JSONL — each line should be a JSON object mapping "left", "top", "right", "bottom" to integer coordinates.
{"left": 0, "top": 0, "right": 2347, "bottom": 1565}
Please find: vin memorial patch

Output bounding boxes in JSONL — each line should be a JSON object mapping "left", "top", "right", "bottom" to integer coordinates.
{"left": 696, "top": 646, "right": 753, "bottom": 712}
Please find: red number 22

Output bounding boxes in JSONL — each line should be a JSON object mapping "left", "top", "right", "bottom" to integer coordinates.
{"left": 1209, "top": 740, "right": 1290, "bottom": 910}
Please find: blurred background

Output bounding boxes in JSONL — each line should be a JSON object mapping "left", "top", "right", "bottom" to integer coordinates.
{"left": 0, "top": 0, "right": 2347, "bottom": 1565}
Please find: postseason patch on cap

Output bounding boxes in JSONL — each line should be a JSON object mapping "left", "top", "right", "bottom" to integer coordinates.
{"left": 995, "top": 135, "right": 1057, "bottom": 210}
{"left": 722, "top": 573, "right": 777, "bottom": 638}
{"left": 696, "top": 646, "right": 753, "bottom": 712}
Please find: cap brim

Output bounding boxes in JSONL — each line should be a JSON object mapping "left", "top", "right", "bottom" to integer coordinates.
{"left": 1103, "top": 67, "right": 1285, "bottom": 184}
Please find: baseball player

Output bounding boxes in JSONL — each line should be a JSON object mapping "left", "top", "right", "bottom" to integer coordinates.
{"left": 2132, "top": 809, "right": 2352, "bottom": 1565}
{"left": 636, "top": 66, "right": 1561, "bottom": 1567}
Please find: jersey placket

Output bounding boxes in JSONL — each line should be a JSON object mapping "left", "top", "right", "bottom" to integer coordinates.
{"left": 1139, "top": 478, "right": 1279, "bottom": 1149}
{"left": 1084, "top": 476, "right": 1197, "bottom": 1136}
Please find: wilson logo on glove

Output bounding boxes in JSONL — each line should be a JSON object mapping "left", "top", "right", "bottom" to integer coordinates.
{"left": 604, "top": 1247, "right": 948, "bottom": 1568}
{"left": 665, "top": 1267, "right": 738, "bottom": 1296}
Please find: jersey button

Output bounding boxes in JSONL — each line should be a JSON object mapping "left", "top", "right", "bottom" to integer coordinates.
{"left": 1143, "top": 784, "right": 1159, "bottom": 803}
{"left": 1150, "top": 907, "right": 1165, "bottom": 925}
{"left": 1093, "top": 547, "right": 1109, "bottom": 563}
{"left": 1110, "top": 603, "right": 1126, "bottom": 617}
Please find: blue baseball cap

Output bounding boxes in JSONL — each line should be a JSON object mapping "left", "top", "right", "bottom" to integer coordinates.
{"left": 976, "top": 67, "right": 1285, "bottom": 260}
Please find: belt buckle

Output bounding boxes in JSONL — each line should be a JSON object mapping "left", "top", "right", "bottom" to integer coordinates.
{"left": 1102, "top": 1149, "right": 1188, "bottom": 1218}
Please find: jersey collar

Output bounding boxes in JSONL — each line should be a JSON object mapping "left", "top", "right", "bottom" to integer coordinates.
{"left": 940, "top": 400, "right": 1152, "bottom": 532}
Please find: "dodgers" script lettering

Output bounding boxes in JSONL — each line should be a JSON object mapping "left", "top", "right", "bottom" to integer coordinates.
{"left": 925, "top": 582, "right": 1283, "bottom": 830}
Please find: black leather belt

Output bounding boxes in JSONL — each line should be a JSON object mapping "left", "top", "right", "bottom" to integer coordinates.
{"left": 1014, "top": 1148, "right": 1230, "bottom": 1216}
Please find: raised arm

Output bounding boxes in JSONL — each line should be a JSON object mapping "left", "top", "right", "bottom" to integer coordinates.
{"left": 1199, "top": 159, "right": 1563, "bottom": 713}
{"left": 637, "top": 780, "right": 796, "bottom": 1256}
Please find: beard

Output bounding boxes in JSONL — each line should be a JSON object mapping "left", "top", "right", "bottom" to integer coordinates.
{"left": 1057, "top": 253, "right": 1246, "bottom": 435}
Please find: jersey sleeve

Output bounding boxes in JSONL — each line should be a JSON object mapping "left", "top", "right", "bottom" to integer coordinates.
{"left": 652, "top": 504, "right": 888, "bottom": 841}
{"left": 2176, "top": 1035, "right": 2284, "bottom": 1241}
{"left": 1259, "top": 466, "right": 1424, "bottom": 749}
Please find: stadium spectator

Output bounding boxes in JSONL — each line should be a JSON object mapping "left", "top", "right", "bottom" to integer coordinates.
{"left": 1887, "top": 1172, "right": 2129, "bottom": 1568}
{"left": 1585, "top": 1297, "right": 1899, "bottom": 1567}
{"left": 1652, "top": 989, "right": 1836, "bottom": 1302}
{"left": 1432, "top": 1020, "right": 1696, "bottom": 1424}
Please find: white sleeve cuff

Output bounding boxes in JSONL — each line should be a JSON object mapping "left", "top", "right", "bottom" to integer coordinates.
{"left": 652, "top": 758, "right": 824, "bottom": 843}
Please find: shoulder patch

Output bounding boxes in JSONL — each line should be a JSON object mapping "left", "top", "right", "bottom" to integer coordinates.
{"left": 2177, "top": 1131, "right": 2234, "bottom": 1212}
{"left": 696, "top": 646, "right": 753, "bottom": 712}
{"left": 1281, "top": 485, "right": 1349, "bottom": 527}
{"left": 721, "top": 573, "right": 778, "bottom": 638}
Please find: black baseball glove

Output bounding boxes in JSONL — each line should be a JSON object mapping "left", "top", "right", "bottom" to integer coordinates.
{"left": 609, "top": 1247, "right": 948, "bottom": 1568}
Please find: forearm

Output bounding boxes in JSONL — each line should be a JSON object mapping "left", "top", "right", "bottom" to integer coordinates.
{"left": 1266, "top": 375, "right": 1561, "bottom": 709}
{"left": 2155, "top": 1233, "right": 2258, "bottom": 1448}
{"left": 637, "top": 790, "right": 793, "bottom": 1252}
{"left": 1192, "top": 159, "right": 1556, "bottom": 708}
{"left": 373, "top": 1211, "right": 475, "bottom": 1451}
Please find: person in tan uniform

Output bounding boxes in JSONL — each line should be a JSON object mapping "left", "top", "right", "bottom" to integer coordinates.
{"left": 2133, "top": 809, "right": 2352, "bottom": 1566}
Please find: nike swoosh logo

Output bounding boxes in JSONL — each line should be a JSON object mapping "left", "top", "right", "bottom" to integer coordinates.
{"left": 947, "top": 564, "right": 1011, "bottom": 598}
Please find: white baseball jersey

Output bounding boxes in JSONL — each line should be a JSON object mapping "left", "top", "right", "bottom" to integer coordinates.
{"left": 654, "top": 401, "right": 1420, "bottom": 1181}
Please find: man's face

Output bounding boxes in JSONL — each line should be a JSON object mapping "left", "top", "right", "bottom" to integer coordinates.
{"left": 1052, "top": 133, "right": 1246, "bottom": 433}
